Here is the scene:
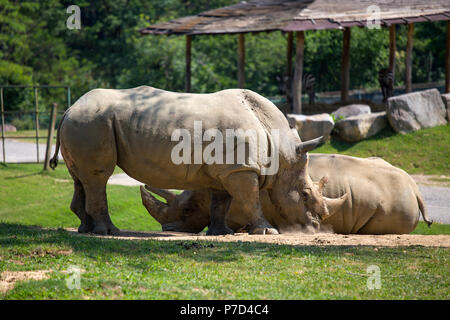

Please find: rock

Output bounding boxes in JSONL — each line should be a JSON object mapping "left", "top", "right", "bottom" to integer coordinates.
{"left": 387, "top": 89, "right": 447, "bottom": 134}
{"left": 331, "top": 104, "right": 371, "bottom": 120}
{"left": 335, "top": 112, "right": 387, "bottom": 142}
{"left": 0, "top": 124, "right": 16, "bottom": 132}
{"left": 287, "top": 113, "right": 334, "bottom": 142}
{"left": 441, "top": 93, "right": 450, "bottom": 121}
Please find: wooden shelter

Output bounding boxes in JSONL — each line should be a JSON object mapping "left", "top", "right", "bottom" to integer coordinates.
{"left": 140, "top": 0, "right": 450, "bottom": 113}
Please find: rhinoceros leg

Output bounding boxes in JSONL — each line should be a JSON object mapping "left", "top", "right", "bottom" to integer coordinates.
{"left": 70, "top": 176, "right": 94, "bottom": 233}
{"left": 83, "top": 180, "right": 120, "bottom": 235}
{"left": 206, "top": 191, "right": 234, "bottom": 236}
{"left": 223, "top": 172, "right": 279, "bottom": 235}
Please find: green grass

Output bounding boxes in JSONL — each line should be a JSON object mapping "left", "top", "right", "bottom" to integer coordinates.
{"left": 313, "top": 125, "right": 450, "bottom": 175}
{"left": 0, "top": 223, "right": 449, "bottom": 300}
{"left": 0, "top": 163, "right": 157, "bottom": 231}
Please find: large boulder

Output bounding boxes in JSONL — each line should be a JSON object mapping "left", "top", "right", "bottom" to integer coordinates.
{"left": 387, "top": 89, "right": 447, "bottom": 134}
{"left": 441, "top": 93, "right": 450, "bottom": 121}
{"left": 331, "top": 104, "right": 371, "bottom": 120}
{"left": 0, "top": 124, "right": 16, "bottom": 132}
{"left": 334, "top": 112, "right": 387, "bottom": 142}
{"left": 287, "top": 113, "right": 334, "bottom": 142}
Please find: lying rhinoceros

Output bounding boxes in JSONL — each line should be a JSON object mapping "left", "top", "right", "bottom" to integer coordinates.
{"left": 141, "top": 153, "right": 432, "bottom": 234}
{"left": 51, "top": 86, "right": 344, "bottom": 235}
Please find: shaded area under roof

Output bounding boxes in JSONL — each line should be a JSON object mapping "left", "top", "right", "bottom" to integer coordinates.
{"left": 140, "top": 0, "right": 450, "bottom": 35}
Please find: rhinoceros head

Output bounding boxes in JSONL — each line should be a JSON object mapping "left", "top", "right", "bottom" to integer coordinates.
{"left": 268, "top": 136, "right": 348, "bottom": 228}
{"left": 140, "top": 185, "right": 210, "bottom": 233}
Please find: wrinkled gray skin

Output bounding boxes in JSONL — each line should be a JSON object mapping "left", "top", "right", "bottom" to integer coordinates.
{"left": 142, "top": 153, "right": 432, "bottom": 234}
{"left": 50, "top": 86, "right": 337, "bottom": 235}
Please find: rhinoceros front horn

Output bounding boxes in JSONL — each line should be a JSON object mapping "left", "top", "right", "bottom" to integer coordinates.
{"left": 321, "top": 192, "right": 349, "bottom": 221}
{"left": 143, "top": 185, "right": 176, "bottom": 205}
{"left": 140, "top": 185, "right": 175, "bottom": 225}
{"left": 296, "top": 136, "right": 323, "bottom": 154}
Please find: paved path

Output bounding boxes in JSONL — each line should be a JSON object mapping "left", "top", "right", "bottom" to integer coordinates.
{"left": 418, "top": 186, "right": 450, "bottom": 224}
{"left": 0, "top": 139, "right": 62, "bottom": 163}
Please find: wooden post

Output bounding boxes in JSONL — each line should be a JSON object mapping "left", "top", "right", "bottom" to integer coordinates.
{"left": 445, "top": 21, "right": 450, "bottom": 93}
{"left": 389, "top": 24, "right": 396, "bottom": 81}
{"left": 34, "top": 87, "right": 40, "bottom": 163}
{"left": 238, "top": 33, "right": 245, "bottom": 88}
{"left": 185, "top": 35, "right": 192, "bottom": 93}
{"left": 286, "top": 32, "right": 293, "bottom": 107}
{"left": 405, "top": 23, "right": 414, "bottom": 93}
{"left": 341, "top": 27, "right": 351, "bottom": 103}
{"left": 44, "top": 103, "right": 57, "bottom": 171}
{"left": 292, "top": 31, "right": 304, "bottom": 114}
{"left": 1, "top": 88, "right": 5, "bottom": 163}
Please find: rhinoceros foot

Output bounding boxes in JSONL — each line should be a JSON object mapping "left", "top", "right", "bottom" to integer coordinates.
{"left": 89, "top": 223, "right": 120, "bottom": 236}
{"left": 78, "top": 215, "right": 95, "bottom": 233}
{"left": 78, "top": 222, "right": 93, "bottom": 234}
{"left": 206, "top": 225, "right": 234, "bottom": 236}
{"left": 249, "top": 218, "right": 279, "bottom": 235}
{"left": 250, "top": 227, "right": 279, "bottom": 235}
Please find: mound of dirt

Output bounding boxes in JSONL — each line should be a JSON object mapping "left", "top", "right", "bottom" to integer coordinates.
{"left": 65, "top": 228, "right": 450, "bottom": 248}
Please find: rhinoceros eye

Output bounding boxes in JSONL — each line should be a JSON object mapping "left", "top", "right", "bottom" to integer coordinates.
{"left": 301, "top": 191, "right": 309, "bottom": 200}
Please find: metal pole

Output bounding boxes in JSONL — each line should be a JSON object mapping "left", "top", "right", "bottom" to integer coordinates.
{"left": 67, "top": 87, "right": 71, "bottom": 109}
{"left": 44, "top": 103, "right": 57, "bottom": 171}
{"left": 34, "top": 87, "right": 40, "bottom": 163}
{"left": 1, "top": 88, "right": 5, "bottom": 163}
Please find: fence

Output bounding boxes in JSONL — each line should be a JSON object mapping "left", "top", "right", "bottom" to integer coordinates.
{"left": 0, "top": 85, "right": 70, "bottom": 168}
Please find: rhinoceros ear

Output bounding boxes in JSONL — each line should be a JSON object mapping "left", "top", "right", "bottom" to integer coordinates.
{"left": 296, "top": 136, "right": 323, "bottom": 154}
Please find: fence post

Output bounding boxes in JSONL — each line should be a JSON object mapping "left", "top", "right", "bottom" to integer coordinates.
{"left": 34, "top": 87, "right": 40, "bottom": 163}
{"left": 44, "top": 103, "right": 57, "bottom": 171}
{"left": 1, "top": 88, "right": 5, "bottom": 163}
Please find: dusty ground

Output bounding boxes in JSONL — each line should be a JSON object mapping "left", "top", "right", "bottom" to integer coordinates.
{"left": 65, "top": 228, "right": 450, "bottom": 248}
{"left": 0, "top": 270, "right": 52, "bottom": 293}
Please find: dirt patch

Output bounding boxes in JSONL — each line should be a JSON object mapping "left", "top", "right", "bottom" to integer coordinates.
{"left": 0, "top": 270, "right": 52, "bottom": 293}
{"left": 65, "top": 228, "right": 450, "bottom": 248}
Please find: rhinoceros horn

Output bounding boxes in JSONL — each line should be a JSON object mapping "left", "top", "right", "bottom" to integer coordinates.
{"left": 296, "top": 136, "right": 323, "bottom": 154}
{"left": 321, "top": 193, "right": 349, "bottom": 221}
{"left": 140, "top": 185, "right": 177, "bottom": 225}
{"left": 143, "top": 185, "right": 176, "bottom": 205}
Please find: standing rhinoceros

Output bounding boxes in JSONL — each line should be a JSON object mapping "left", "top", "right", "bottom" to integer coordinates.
{"left": 50, "top": 86, "right": 342, "bottom": 235}
{"left": 141, "top": 153, "right": 432, "bottom": 234}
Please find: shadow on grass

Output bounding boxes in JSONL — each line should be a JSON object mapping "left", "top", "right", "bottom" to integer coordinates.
{"left": 329, "top": 127, "right": 397, "bottom": 152}
{"left": 0, "top": 222, "right": 433, "bottom": 268}
{"left": 4, "top": 172, "right": 42, "bottom": 179}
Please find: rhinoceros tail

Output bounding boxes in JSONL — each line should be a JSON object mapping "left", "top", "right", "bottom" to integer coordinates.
{"left": 417, "top": 193, "right": 433, "bottom": 227}
{"left": 49, "top": 112, "right": 67, "bottom": 170}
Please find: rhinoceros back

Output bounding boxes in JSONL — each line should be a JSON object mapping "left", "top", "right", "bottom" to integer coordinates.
{"left": 61, "top": 86, "right": 295, "bottom": 190}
